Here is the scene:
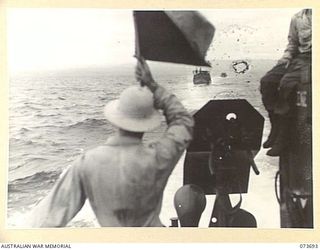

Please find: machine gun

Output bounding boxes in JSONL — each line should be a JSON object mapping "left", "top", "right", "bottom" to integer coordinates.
{"left": 171, "top": 99, "right": 264, "bottom": 227}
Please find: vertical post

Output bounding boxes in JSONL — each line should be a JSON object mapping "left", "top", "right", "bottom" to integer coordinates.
{"left": 133, "top": 11, "right": 141, "bottom": 58}
{"left": 279, "top": 74, "right": 313, "bottom": 228}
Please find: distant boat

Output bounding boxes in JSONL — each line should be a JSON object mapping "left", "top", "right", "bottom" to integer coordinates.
{"left": 193, "top": 68, "right": 211, "bottom": 85}
{"left": 220, "top": 72, "right": 227, "bottom": 78}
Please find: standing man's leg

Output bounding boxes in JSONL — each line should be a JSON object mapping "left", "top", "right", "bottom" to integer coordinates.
{"left": 266, "top": 65, "right": 302, "bottom": 156}
{"left": 260, "top": 64, "right": 287, "bottom": 148}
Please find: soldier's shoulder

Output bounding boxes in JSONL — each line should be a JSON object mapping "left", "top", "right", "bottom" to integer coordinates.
{"left": 78, "top": 144, "right": 112, "bottom": 164}
{"left": 85, "top": 144, "right": 111, "bottom": 156}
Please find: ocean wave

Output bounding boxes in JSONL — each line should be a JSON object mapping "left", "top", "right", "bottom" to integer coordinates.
{"left": 23, "top": 101, "right": 40, "bottom": 105}
{"left": 8, "top": 170, "right": 61, "bottom": 192}
{"left": 99, "top": 96, "right": 109, "bottom": 101}
{"left": 19, "top": 127, "right": 31, "bottom": 133}
{"left": 26, "top": 156, "right": 48, "bottom": 162}
{"left": 22, "top": 104, "right": 42, "bottom": 111}
{"left": 25, "top": 102, "right": 53, "bottom": 109}
{"left": 34, "top": 113, "right": 60, "bottom": 119}
{"left": 9, "top": 137, "right": 23, "bottom": 144}
{"left": 13, "top": 128, "right": 33, "bottom": 136}
{"left": 48, "top": 140, "right": 64, "bottom": 146}
{"left": 25, "top": 140, "right": 36, "bottom": 145}
{"left": 62, "top": 103, "right": 93, "bottom": 111}
{"left": 9, "top": 156, "right": 48, "bottom": 171}
{"left": 30, "top": 124, "right": 61, "bottom": 130}
{"left": 67, "top": 118, "right": 107, "bottom": 129}
{"left": 22, "top": 119, "right": 106, "bottom": 131}
{"left": 9, "top": 137, "right": 45, "bottom": 147}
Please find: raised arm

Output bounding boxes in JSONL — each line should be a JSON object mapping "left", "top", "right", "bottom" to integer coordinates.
{"left": 135, "top": 57, "right": 194, "bottom": 171}
{"left": 153, "top": 84, "right": 194, "bottom": 160}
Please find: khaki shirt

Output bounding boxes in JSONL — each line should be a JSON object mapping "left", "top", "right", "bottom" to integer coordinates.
{"left": 27, "top": 86, "right": 194, "bottom": 227}
{"left": 282, "top": 9, "right": 312, "bottom": 60}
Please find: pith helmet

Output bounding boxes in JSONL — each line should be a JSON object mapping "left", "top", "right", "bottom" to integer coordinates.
{"left": 104, "top": 86, "right": 162, "bottom": 132}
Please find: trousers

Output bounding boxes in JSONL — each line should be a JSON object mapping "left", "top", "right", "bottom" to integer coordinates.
{"left": 260, "top": 53, "right": 311, "bottom": 115}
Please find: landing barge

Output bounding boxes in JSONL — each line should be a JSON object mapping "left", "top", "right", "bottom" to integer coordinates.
{"left": 193, "top": 68, "right": 211, "bottom": 85}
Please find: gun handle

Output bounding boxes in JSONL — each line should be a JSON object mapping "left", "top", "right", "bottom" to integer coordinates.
{"left": 247, "top": 151, "right": 260, "bottom": 175}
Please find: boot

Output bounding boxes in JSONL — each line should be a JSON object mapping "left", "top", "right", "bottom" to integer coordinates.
{"left": 263, "top": 112, "right": 278, "bottom": 148}
{"left": 267, "top": 116, "right": 289, "bottom": 156}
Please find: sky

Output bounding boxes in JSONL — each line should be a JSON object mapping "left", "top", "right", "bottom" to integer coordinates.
{"left": 7, "top": 8, "right": 302, "bottom": 72}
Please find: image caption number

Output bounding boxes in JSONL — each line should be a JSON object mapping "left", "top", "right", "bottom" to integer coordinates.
{"left": 300, "top": 244, "right": 319, "bottom": 248}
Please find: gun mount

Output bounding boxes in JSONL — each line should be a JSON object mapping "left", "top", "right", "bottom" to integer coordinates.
{"left": 184, "top": 99, "right": 264, "bottom": 195}
{"left": 172, "top": 99, "right": 264, "bottom": 227}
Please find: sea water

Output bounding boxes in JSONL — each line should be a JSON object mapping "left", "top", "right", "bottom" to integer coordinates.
{"left": 8, "top": 60, "right": 280, "bottom": 228}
